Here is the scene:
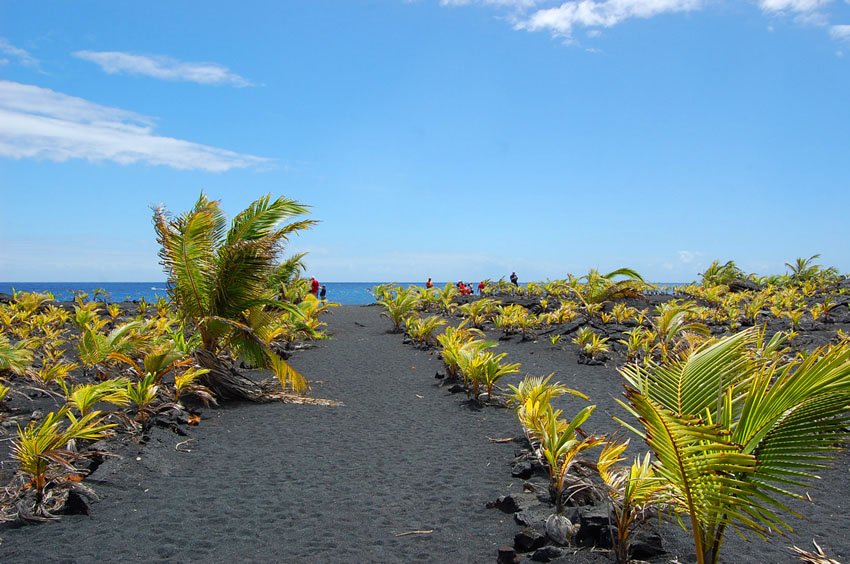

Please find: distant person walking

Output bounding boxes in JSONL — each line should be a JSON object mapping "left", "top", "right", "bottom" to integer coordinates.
{"left": 310, "top": 277, "right": 320, "bottom": 297}
{"left": 510, "top": 272, "right": 519, "bottom": 287}
{"left": 319, "top": 285, "right": 327, "bottom": 300}
{"left": 426, "top": 277, "right": 433, "bottom": 289}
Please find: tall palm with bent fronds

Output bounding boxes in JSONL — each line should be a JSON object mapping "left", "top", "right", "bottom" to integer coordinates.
{"left": 153, "top": 193, "right": 315, "bottom": 400}
{"left": 570, "top": 268, "right": 649, "bottom": 308}
{"left": 618, "top": 328, "right": 850, "bottom": 564}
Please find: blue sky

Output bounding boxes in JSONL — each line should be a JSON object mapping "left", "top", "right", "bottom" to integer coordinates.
{"left": 1, "top": 0, "right": 849, "bottom": 283}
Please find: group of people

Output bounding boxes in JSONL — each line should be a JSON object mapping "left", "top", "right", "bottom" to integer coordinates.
{"left": 425, "top": 272, "right": 519, "bottom": 296}
{"left": 309, "top": 277, "right": 327, "bottom": 300}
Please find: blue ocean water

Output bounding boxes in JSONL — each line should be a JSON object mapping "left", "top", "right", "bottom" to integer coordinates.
{"left": 0, "top": 282, "right": 396, "bottom": 305}
{"left": 0, "top": 281, "right": 689, "bottom": 306}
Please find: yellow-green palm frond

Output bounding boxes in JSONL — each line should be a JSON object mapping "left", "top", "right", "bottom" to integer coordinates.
{"left": 267, "top": 350, "right": 309, "bottom": 394}
{"left": 0, "top": 334, "right": 34, "bottom": 375}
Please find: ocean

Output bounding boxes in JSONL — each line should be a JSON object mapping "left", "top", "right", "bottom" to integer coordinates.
{"left": 0, "top": 282, "right": 399, "bottom": 306}
{"left": 0, "top": 281, "right": 689, "bottom": 306}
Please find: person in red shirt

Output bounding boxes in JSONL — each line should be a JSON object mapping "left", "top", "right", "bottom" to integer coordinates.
{"left": 478, "top": 280, "right": 485, "bottom": 295}
{"left": 426, "top": 278, "right": 433, "bottom": 289}
{"left": 310, "top": 277, "right": 319, "bottom": 297}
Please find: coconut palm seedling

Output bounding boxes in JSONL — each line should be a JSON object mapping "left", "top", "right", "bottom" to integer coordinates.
{"left": 404, "top": 314, "right": 447, "bottom": 349}
{"left": 458, "top": 298, "right": 500, "bottom": 328}
{"left": 578, "top": 333, "right": 611, "bottom": 364}
{"left": 436, "top": 283, "right": 459, "bottom": 314}
{"left": 571, "top": 326, "right": 592, "bottom": 345}
{"left": 73, "top": 301, "right": 106, "bottom": 331}
{"left": 784, "top": 308, "right": 805, "bottom": 331}
{"left": 508, "top": 374, "right": 588, "bottom": 442}
{"left": 413, "top": 286, "right": 441, "bottom": 312}
{"left": 785, "top": 254, "right": 838, "bottom": 285}
{"left": 611, "top": 303, "right": 636, "bottom": 324}
{"left": 454, "top": 339, "right": 500, "bottom": 396}
{"left": 543, "top": 301, "right": 579, "bottom": 325}
{"left": 64, "top": 379, "right": 130, "bottom": 415}
{"left": 173, "top": 366, "right": 214, "bottom": 405}
{"left": 436, "top": 324, "right": 485, "bottom": 379}
{"left": 0, "top": 334, "right": 34, "bottom": 376}
{"left": 477, "top": 351, "right": 521, "bottom": 399}
{"left": 123, "top": 373, "right": 160, "bottom": 424}
{"left": 370, "top": 283, "right": 395, "bottom": 302}
{"left": 570, "top": 268, "right": 650, "bottom": 308}
{"left": 650, "top": 301, "right": 710, "bottom": 363}
{"left": 77, "top": 320, "right": 152, "bottom": 376}
{"left": 549, "top": 334, "right": 562, "bottom": 347}
{"left": 377, "top": 286, "right": 420, "bottom": 332}
{"left": 154, "top": 193, "right": 315, "bottom": 399}
{"left": 597, "top": 439, "right": 668, "bottom": 564}
{"left": 494, "top": 304, "right": 538, "bottom": 339}
{"left": 538, "top": 404, "right": 604, "bottom": 513}
{"left": 28, "top": 361, "right": 78, "bottom": 390}
{"left": 810, "top": 298, "right": 837, "bottom": 323}
{"left": 106, "top": 303, "right": 122, "bottom": 322}
{"left": 7, "top": 406, "right": 114, "bottom": 520}
{"left": 617, "top": 328, "right": 850, "bottom": 564}
{"left": 619, "top": 327, "right": 654, "bottom": 365}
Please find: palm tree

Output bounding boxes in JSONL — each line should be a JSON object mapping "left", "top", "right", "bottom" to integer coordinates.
{"left": 618, "top": 329, "right": 850, "bottom": 564}
{"left": 571, "top": 268, "right": 649, "bottom": 308}
{"left": 153, "top": 193, "right": 315, "bottom": 400}
{"left": 785, "top": 254, "right": 838, "bottom": 284}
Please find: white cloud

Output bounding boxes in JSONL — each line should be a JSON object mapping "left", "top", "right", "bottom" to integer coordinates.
{"left": 437, "top": 0, "right": 849, "bottom": 43}
{"left": 678, "top": 250, "right": 703, "bottom": 263}
{"left": 757, "top": 0, "right": 830, "bottom": 13}
{"left": 440, "top": 0, "right": 539, "bottom": 7}
{"left": 831, "top": 24, "right": 850, "bottom": 41}
{"left": 0, "top": 80, "right": 269, "bottom": 171}
{"left": 0, "top": 37, "right": 40, "bottom": 69}
{"left": 517, "top": 0, "right": 702, "bottom": 37}
{"left": 73, "top": 50, "right": 253, "bottom": 87}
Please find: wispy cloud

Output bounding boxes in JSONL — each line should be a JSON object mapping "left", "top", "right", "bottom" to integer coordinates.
{"left": 757, "top": 0, "right": 830, "bottom": 14}
{"left": 0, "top": 80, "right": 269, "bottom": 171}
{"left": 0, "top": 37, "right": 40, "bottom": 69}
{"left": 73, "top": 50, "right": 253, "bottom": 87}
{"left": 831, "top": 24, "right": 850, "bottom": 42}
{"left": 516, "top": 0, "right": 702, "bottom": 38}
{"left": 436, "top": 0, "right": 850, "bottom": 46}
{"left": 440, "top": 0, "right": 538, "bottom": 6}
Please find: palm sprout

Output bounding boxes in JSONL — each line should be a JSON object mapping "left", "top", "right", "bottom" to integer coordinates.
{"left": 597, "top": 439, "right": 668, "bottom": 563}
{"left": 618, "top": 328, "right": 850, "bottom": 564}
{"left": 404, "top": 314, "right": 447, "bottom": 348}
{"left": 377, "top": 287, "right": 419, "bottom": 332}
{"left": 11, "top": 407, "right": 114, "bottom": 510}
{"left": 0, "top": 334, "right": 34, "bottom": 375}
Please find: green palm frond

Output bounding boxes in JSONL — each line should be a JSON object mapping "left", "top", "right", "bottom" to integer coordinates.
{"left": 620, "top": 328, "right": 757, "bottom": 417}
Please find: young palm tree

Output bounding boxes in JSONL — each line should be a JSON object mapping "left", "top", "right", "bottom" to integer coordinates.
{"left": 618, "top": 329, "right": 850, "bottom": 564}
{"left": 153, "top": 193, "right": 315, "bottom": 400}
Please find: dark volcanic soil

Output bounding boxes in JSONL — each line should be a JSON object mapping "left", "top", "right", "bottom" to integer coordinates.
{"left": 0, "top": 304, "right": 848, "bottom": 563}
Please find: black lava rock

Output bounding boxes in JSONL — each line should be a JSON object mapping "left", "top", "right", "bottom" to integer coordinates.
{"left": 511, "top": 461, "right": 534, "bottom": 479}
{"left": 514, "top": 528, "right": 547, "bottom": 553}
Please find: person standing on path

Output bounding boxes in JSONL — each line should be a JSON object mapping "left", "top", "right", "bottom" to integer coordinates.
{"left": 310, "top": 277, "right": 320, "bottom": 297}
{"left": 426, "top": 278, "right": 433, "bottom": 289}
{"left": 510, "top": 272, "right": 518, "bottom": 287}
{"left": 320, "top": 285, "right": 327, "bottom": 300}
{"left": 478, "top": 280, "right": 485, "bottom": 295}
